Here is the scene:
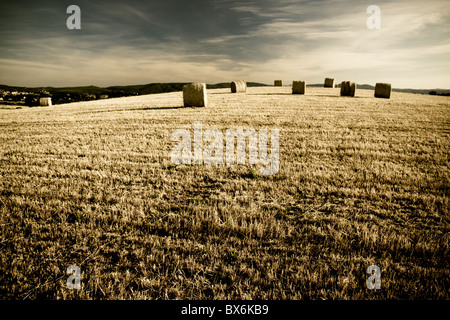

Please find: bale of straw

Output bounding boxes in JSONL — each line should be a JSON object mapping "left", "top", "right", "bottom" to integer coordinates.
{"left": 39, "top": 97, "right": 52, "bottom": 106}
{"left": 231, "top": 80, "right": 247, "bottom": 93}
{"left": 292, "top": 81, "right": 306, "bottom": 94}
{"left": 374, "top": 83, "right": 391, "bottom": 99}
{"left": 340, "top": 81, "right": 356, "bottom": 97}
{"left": 324, "top": 78, "right": 335, "bottom": 88}
{"left": 183, "top": 83, "right": 207, "bottom": 107}
{"left": 274, "top": 80, "right": 282, "bottom": 86}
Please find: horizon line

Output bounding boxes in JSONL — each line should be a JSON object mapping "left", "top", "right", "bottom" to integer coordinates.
{"left": 1, "top": 82, "right": 450, "bottom": 92}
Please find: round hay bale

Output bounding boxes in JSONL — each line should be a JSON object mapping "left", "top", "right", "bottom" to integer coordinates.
{"left": 39, "top": 97, "right": 52, "bottom": 106}
{"left": 340, "top": 81, "right": 356, "bottom": 97}
{"left": 292, "top": 81, "right": 306, "bottom": 94}
{"left": 324, "top": 78, "right": 335, "bottom": 88}
{"left": 231, "top": 80, "right": 247, "bottom": 93}
{"left": 183, "top": 83, "right": 207, "bottom": 107}
{"left": 374, "top": 83, "right": 391, "bottom": 99}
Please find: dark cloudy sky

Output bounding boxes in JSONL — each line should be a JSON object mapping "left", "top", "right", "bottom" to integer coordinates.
{"left": 1, "top": 0, "right": 449, "bottom": 88}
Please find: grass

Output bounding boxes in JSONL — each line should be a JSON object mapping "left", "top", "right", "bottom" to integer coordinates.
{"left": 0, "top": 87, "right": 448, "bottom": 299}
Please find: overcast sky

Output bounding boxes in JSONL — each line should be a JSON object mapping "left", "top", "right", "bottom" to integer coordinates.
{"left": 0, "top": 0, "right": 449, "bottom": 88}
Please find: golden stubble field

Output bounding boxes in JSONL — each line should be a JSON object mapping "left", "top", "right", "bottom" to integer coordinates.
{"left": 0, "top": 86, "right": 448, "bottom": 299}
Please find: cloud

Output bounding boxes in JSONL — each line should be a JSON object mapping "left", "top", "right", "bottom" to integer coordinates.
{"left": 0, "top": 0, "right": 449, "bottom": 88}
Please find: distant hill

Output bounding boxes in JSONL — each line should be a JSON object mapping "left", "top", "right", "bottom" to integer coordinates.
{"left": 307, "top": 83, "right": 450, "bottom": 95}
{"left": 1, "top": 83, "right": 188, "bottom": 96}
{"left": 207, "top": 82, "right": 270, "bottom": 89}
{"left": 0, "top": 82, "right": 269, "bottom": 95}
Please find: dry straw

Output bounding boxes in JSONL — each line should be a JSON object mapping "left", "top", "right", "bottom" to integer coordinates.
{"left": 292, "top": 81, "right": 306, "bottom": 94}
{"left": 374, "top": 83, "right": 392, "bottom": 99}
{"left": 340, "top": 81, "right": 356, "bottom": 97}
{"left": 324, "top": 78, "right": 335, "bottom": 88}
{"left": 39, "top": 97, "right": 52, "bottom": 106}
{"left": 231, "top": 80, "right": 247, "bottom": 93}
{"left": 274, "top": 80, "right": 282, "bottom": 86}
{"left": 183, "top": 83, "right": 207, "bottom": 107}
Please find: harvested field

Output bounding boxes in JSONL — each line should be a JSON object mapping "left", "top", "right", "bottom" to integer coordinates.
{"left": 0, "top": 86, "right": 448, "bottom": 299}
